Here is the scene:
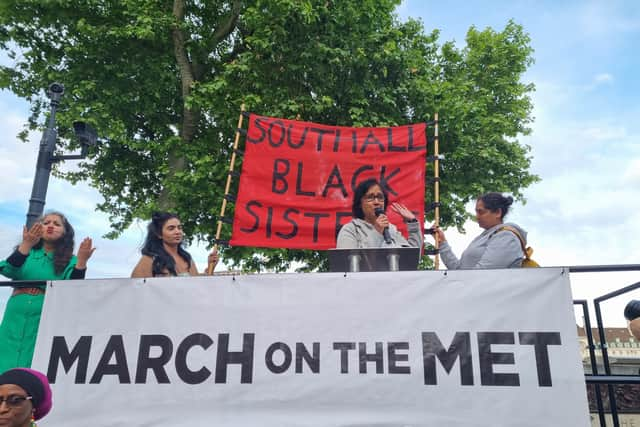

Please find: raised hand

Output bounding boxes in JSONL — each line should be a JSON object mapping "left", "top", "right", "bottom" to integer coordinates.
{"left": 76, "top": 237, "right": 96, "bottom": 269}
{"left": 206, "top": 247, "right": 219, "bottom": 275}
{"left": 390, "top": 202, "right": 416, "bottom": 221}
{"left": 18, "top": 223, "right": 44, "bottom": 254}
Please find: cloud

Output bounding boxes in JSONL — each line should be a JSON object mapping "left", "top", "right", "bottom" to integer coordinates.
{"left": 581, "top": 125, "right": 626, "bottom": 141}
{"left": 623, "top": 159, "right": 640, "bottom": 185}
{"left": 594, "top": 73, "right": 614, "bottom": 84}
{"left": 579, "top": 1, "right": 640, "bottom": 37}
{"left": 0, "top": 100, "right": 39, "bottom": 203}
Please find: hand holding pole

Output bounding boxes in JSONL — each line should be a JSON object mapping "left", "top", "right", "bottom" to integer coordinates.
{"left": 207, "top": 245, "right": 219, "bottom": 275}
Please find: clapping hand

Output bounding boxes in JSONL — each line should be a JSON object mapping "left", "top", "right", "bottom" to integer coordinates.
{"left": 76, "top": 237, "right": 96, "bottom": 269}
{"left": 18, "top": 223, "right": 44, "bottom": 254}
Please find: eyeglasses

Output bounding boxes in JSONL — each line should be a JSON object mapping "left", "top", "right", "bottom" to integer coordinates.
{"left": 0, "top": 395, "right": 32, "bottom": 407}
{"left": 364, "top": 193, "right": 385, "bottom": 202}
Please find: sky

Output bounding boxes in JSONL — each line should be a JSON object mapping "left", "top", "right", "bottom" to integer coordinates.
{"left": 1, "top": 0, "right": 639, "bottom": 326}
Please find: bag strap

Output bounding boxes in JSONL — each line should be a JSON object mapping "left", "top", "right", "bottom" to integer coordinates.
{"left": 496, "top": 226, "right": 530, "bottom": 259}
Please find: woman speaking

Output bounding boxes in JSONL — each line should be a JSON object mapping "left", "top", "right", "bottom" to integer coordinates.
{"left": 336, "top": 178, "right": 422, "bottom": 249}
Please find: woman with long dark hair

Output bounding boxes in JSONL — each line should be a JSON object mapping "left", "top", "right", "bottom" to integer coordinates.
{"left": 432, "top": 192, "right": 527, "bottom": 269}
{"left": 131, "top": 212, "right": 218, "bottom": 277}
{"left": 0, "top": 211, "right": 95, "bottom": 371}
{"left": 336, "top": 178, "right": 422, "bottom": 249}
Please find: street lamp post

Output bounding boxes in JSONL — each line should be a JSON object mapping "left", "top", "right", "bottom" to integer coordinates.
{"left": 25, "top": 83, "right": 97, "bottom": 228}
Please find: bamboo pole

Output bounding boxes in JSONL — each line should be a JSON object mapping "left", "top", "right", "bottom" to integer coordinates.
{"left": 209, "top": 104, "right": 246, "bottom": 275}
{"left": 433, "top": 112, "right": 441, "bottom": 270}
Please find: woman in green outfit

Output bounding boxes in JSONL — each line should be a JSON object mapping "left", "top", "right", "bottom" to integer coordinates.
{"left": 0, "top": 211, "right": 95, "bottom": 372}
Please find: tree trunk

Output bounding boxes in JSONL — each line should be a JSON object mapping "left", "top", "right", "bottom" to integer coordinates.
{"left": 158, "top": 0, "right": 196, "bottom": 210}
{"left": 159, "top": 0, "right": 241, "bottom": 210}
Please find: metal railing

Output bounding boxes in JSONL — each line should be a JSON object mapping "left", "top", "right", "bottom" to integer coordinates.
{"left": 0, "top": 280, "right": 47, "bottom": 288}
{"left": 571, "top": 264, "right": 640, "bottom": 427}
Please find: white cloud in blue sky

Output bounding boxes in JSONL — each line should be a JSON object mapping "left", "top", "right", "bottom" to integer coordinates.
{"left": 1, "top": 1, "right": 639, "bottom": 324}
{"left": 399, "top": 0, "right": 640, "bottom": 323}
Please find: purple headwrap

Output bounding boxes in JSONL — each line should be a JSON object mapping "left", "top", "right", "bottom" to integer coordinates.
{"left": 0, "top": 368, "right": 52, "bottom": 420}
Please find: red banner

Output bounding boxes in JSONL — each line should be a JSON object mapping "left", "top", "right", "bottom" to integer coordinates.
{"left": 230, "top": 114, "right": 427, "bottom": 249}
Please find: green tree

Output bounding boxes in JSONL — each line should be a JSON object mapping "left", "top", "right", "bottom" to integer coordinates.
{"left": 0, "top": 0, "right": 537, "bottom": 272}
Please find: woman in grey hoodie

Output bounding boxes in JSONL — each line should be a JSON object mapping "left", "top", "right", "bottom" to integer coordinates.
{"left": 336, "top": 178, "right": 423, "bottom": 249}
{"left": 433, "top": 192, "right": 526, "bottom": 269}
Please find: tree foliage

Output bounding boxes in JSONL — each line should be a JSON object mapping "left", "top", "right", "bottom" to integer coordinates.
{"left": 0, "top": 0, "right": 538, "bottom": 272}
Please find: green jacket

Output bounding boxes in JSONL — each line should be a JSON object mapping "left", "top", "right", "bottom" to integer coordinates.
{"left": 0, "top": 247, "right": 78, "bottom": 281}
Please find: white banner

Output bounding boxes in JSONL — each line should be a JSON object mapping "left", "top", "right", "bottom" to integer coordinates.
{"left": 32, "top": 268, "right": 590, "bottom": 427}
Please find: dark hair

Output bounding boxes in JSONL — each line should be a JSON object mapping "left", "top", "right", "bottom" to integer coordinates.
{"left": 33, "top": 211, "right": 75, "bottom": 275}
{"left": 141, "top": 212, "right": 192, "bottom": 276}
{"left": 352, "top": 178, "right": 388, "bottom": 219}
{"left": 478, "top": 192, "right": 514, "bottom": 220}
{"left": 625, "top": 300, "right": 640, "bottom": 321}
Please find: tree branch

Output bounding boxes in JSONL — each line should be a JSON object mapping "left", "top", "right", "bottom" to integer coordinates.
{"left": 172, "top": 0, "right": 195, "bottom": 97}
{"left": 211, "top": 0, "right": 242, "bottom": 44}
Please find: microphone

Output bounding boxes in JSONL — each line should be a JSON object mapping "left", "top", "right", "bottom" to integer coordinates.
{"left": 374, "top": 207, "right": 392, "bottom": 244}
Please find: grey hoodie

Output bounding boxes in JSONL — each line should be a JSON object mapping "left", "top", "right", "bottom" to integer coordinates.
{"left": 336, "top": 218, "right": 423, "bottom": 249}
{"left": 439, "top": 222, "right": 526, "bottom": 269}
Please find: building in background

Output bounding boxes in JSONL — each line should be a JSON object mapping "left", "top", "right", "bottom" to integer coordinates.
{"left": 578, "top": 326, "right": 640, "bottom": 425}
